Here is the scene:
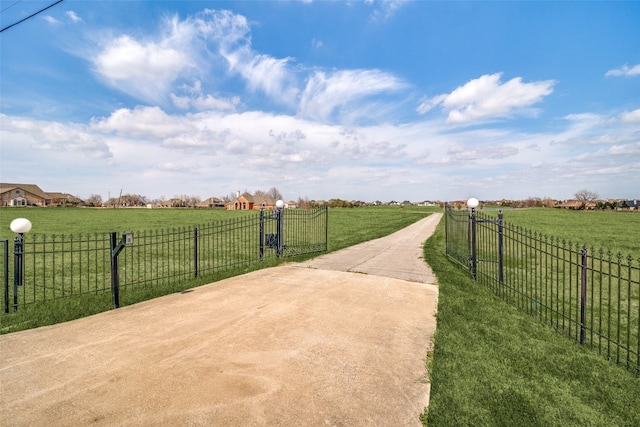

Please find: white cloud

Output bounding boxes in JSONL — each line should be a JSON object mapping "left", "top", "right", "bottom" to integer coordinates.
{"left": 620, "top": 109, "right": 640, "bottom": 123}
{"left": 157, "top": 162, "right": 190, "bottom": 173}
{"left": 226, "top": 49, "right": 299, "bottom": 105}
{"left": 43, "top": 15, "right": 60, "bottom": 25}
{"left": 605, "top": 64, "right": 640, "bottom": 77}
{"left": 171, "top": 80, "right": 240, "bottom": 111}
{"left": 88, "top": 9, "right": 302, "bottom": 108}
{"left": 85, "top": 9, "right": 412, "bottom": 124}
{"left": 91, "top": 106, "right": 191, "bottom": 139}
{"left": 299, "top": 69, "right": 405, "bottom": 122}
{"left": 93, "top": 35, "right": 192, "bottom": 104}
{"left": 171, "top": 93, "right": 240, "bottom": 111}
{"left": 0, "top": 114, "right": 112, "bottom": 159}
{"left": 417, "top": 73, "right": 556, "bottom": 125}
{"left": 3, "top": 102, "right": 640, "bottom": 201}
{"left": 66, "top": 11, "right": 82, "bottom": 23}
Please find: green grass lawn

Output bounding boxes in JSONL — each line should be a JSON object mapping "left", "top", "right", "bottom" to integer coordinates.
{"left": 486, "top": 208, "right": 640, "bottom": 256}
{"left": 0, "top": 205, "right": 435, "bottom": 333}
{"left": 424, "top": 215, "right": 640, "bottom": 426}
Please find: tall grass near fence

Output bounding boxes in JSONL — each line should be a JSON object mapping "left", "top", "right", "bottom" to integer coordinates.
{"left": 445, "top": 206, "right": 640, "bottom": 375}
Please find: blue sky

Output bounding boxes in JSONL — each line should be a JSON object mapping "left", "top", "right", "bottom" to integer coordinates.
{"left": 1, "top": 0, "right": 639, "bottom": 203}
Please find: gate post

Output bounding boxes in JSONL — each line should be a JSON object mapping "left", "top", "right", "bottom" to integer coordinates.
{"left": 109, "top": 232, "right": 120, "bottom": 309}
{"left": 194, "top": 227, "right": 199, "bottom": 277}
{"left": 259, "top": 208, "right": 265, "bottom": 260}
{"left": 110, "top": 232, "right": 131, "bottom": 309}
{"left": 467, "top": 198, "right": 479, "bottom": 281}
{"left": 10, "top": 218, "right": 32, "bottom": 312}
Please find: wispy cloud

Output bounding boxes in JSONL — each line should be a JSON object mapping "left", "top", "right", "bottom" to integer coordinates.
{"left": 43, "top": 15, "right": 60, "bottom": 25}
{"left": 366, "top": 0, "right": 409, "bottom": 21}
{"left": 605, "top": 63, "right": 640, "bottom": 77}
{"left": 417, "top": 73, "right": 556, "bottom": 125}
{"left": 299, "top": 69, "right": 406, "bottom": 123}
{"left": 66, "top": 11, "right": 82, "bottom": 23}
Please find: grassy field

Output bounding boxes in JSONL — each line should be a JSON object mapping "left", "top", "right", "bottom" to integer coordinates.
{"left": 0, "top": 205, "right": 433, "bottom": 243}
{"left": 486, "top": 208, "right": 640, "bottom": 256}
{"left": 0, "top": 207, "right": 256, "bottom": 240}
{"left": 0, "top": 205, "right": 435, "bottom": 333}
{"left": 423, "top": 219, "right": 640, "bottom": 426}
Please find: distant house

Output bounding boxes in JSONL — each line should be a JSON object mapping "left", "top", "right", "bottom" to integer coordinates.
{"left": 0, "top": 183, "right": 52, "bottom": 207}
{"left": 47, "top": 192, "right": 83, "bottom": 206}
{"left": 226, "top": 192, "right": 277, "bottom": 211}
{"left": 196, "top": 197, "right": 226, "bottom": 208}
{"left": 558, "top": 199, "right": 596, "bottom": 210}
{"left": 1, "top": 183, "right": 84, "bottom": 207}
{"left": 617, "top": 199, "right": 640, "bottom": 211}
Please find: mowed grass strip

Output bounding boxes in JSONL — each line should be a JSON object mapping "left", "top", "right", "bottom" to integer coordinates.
{"left": 424, "top": 218, "right": 640, "bottom": 426}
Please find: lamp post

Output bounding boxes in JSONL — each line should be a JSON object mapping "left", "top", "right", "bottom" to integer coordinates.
{"left": 10, "top": 218, "right": 32, "bottom": 311}
{"left": 467, "top": 198, "right": 479, "bottom": 281}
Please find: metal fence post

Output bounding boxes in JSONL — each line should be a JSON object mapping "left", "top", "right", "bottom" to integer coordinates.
{"left": 13, "top": 233, "right": 26, "bottom": 311}
{"left": 194, "top": 227, "right": 199, "bottom": 277}
{"left": 498, "top": 210, "right": 504, "bottom": 285}
{"left": 109, "top": 232, "right": 120, "bottom": 309}
{"left": 580, "top": 246, "right": 588, "bottom": 345}
{"left": 2, "top": 239, "right": 9, "bottom": 313}
{"left": 109, "top": 231, "right": 133, "bottom": 309}
{"left": 259, "top": 208, "right": 265, "bottom": 260}
{"left": 324, "top": 206, "right": 329, "bottom": 252}
{"left": 444, "top": 202, "right": 449, "bottom": 255}
{"left": 470, "top": 207, "right": 477, "bottom": 281}
{"left": 277, "top": 207, "right": 284, "bottom": 257}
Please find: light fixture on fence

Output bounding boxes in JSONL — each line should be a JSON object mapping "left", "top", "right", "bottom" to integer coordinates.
{"left": 10, "top": 218, "right": 32, "bottom": 311}
{"left": 275, "top": 199, "right": 285, "bottom": 209}
{"left": 10, "top": 218, "right": 32, "bottom": 234}
{"left": 467, "top": 198, "right": 479, "bottom": 209}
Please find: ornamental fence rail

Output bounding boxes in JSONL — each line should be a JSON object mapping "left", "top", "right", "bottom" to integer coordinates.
{"left": 2, "top": 207, "right": 328, "bottom": 312}
{"left": 444, "top": 204, "right": 639, "bottom": 376}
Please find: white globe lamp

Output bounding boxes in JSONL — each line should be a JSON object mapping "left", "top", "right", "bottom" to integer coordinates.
{"left": 276, "top": 200, "right": 285, "bottom": 209}
{"left": 467, "top": 198, "right": 479, "bottom": 209}
{"left": 10, "top": 218, "right": 32, "bottom": 234}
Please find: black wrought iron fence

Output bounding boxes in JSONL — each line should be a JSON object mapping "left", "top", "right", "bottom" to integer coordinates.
{"left": 2, "top": 207, "right": 328, "bottom": 312}
{"left": 444, "top": 204, "right": 640, "bottom": 376}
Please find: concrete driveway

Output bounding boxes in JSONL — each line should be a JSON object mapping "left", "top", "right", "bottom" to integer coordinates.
{"left": 0, "top": 214, "right": 441, "bottom": 426}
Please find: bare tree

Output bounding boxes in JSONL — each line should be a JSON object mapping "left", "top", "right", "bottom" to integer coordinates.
{"left": 574, "top": 189, "right": 599, "bottom": 208}
{"left": 267, "top": 187, "right": 283, "bottom": 200}
{"left": 297, "top": 196, "right": 311, "bottom": 209}
{"left": 86, "top": 194, "right": 103, "bottom": 207}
